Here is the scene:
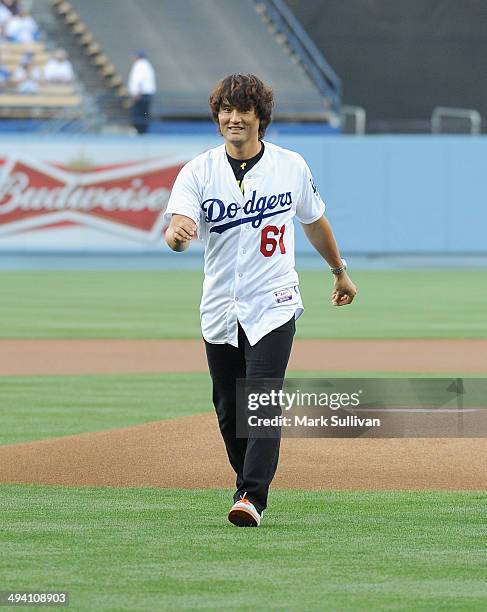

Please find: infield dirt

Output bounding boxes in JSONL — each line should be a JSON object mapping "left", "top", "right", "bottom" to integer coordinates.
{"left": 1, "top": 339, "right": 485, "bottom": 491}
{"left": 0, "top": 412, "right": 486, "bottom": 490}
{"left": 2, "top": 338, "right": 487, "bottom": 375}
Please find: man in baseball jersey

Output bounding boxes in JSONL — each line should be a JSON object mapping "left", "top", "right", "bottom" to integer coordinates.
{"left": 165, "top": 74, "right": 356, "bottom": 527}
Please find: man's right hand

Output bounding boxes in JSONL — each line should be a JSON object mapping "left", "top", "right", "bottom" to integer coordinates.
{"left": 165, "top": 214, "right": 197, "bottom": 251}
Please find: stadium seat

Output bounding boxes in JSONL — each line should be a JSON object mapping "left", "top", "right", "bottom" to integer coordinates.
{"left": 0, "top": 93, "right": 81, "bottom": 107}
{"left": 80, "top": 33, "right": 94, "bottom": 46}
{"left": 54, "top": 1, "right": 70, "bottom": 17}
{"left": 37, "top": 84, "right": 76, "bottom": 95}
{"left": 106, "top": 75, "right": 122, "bottom": 88}
{"left": 72, "top": 23, "right": 86, "bottom": 35}
{"left": 100, "top": 64, "right": 116, "bottom": 77}
{"left": 86, "top": 42, "right": 100, "bottom": 56}
{"left": 65, "top": 11, "right": 79, "bottom": 26}
{"left": 93, "top": 54, "right": 109, "bottom": 67}
{"left": 1, "top": 42, "right": 46, "bottom": 54}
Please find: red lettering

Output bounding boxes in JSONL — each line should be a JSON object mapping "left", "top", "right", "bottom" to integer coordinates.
{"left": 260, "top": 224, "right": 286, "bottom": 257}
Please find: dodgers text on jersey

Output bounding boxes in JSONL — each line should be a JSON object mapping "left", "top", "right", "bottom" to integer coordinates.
{"left": 202, "top": 189, "right": 293, "bottom": 233}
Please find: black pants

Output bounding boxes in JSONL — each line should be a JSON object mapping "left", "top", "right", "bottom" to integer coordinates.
{"left": 204, "top": 317, "right": 295, "bottom": 514}
{"left": 131, "top": 94, "right": 152, "bottom": 134}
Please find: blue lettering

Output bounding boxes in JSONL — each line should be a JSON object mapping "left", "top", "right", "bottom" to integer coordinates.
{"left": 227, "top": 202, "right": 239, "bottom": 218}
{"left": 266, "top": 195, "right": 277, "bottom": 209}
{"left": 255, "top": 196, "right": 267, "bottom": 213}
{"left": 310, "top": 177, "right": 319, "bottom": 196}
{"left": 243, "top": 190, "right": 257, "bottom": 214}
{"left": 203, "top": 190, "right": 293, "bottom": 234}
{"left": 251, "top": 196, "right": 268, "bottom": 228}
{"left": 201, "top": 198, "right": 226, "bottom": 223}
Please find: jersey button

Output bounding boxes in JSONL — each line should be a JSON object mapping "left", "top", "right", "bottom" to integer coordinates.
{"left": 242, "top": 249, "right": 246, "bottom": 254}
{"left": 238, "top": 273, "right": 243, "bottom": 278}
{"left": 235, "top": 297, "right": 239, "bottom": 301}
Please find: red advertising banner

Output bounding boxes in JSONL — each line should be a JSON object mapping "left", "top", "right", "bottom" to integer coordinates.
{"left": 0, "top": 154, "right": 186, "bottom": 248}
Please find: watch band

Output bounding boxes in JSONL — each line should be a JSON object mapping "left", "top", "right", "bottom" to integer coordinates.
{"left": 330, "top": 258, "right": 347, "bottom": 275}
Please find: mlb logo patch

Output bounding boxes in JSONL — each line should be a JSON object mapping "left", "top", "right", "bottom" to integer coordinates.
{"left": 273, "top": 288, "right": 293, "bottom": 303}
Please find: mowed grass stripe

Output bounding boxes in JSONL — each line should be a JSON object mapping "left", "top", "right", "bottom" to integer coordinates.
{"left": 0, "top": 270, "right": 203, "bottom": 339}
{"left": 0, "top": 269, "right": 486, "bottom": 338}
{"left": 0, "top": 373, "right": 211, "bottom": 445}
{"left": 0, "top": 371, "right": 468, "bottom": 446}
{"left": 1, "top": 371, "right": 476, "bottom": 446}
{"left": 0, "top": 486, "right": 486, "bottom": 611}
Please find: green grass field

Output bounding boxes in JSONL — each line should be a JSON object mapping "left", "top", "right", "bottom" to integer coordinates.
{"left": 0, "top": 373, "right": 211, "bottom": 445}
{"left": 1, "top": 269, "right": 486, "bottom": 338}
{"left": 1, "top": 269, "right": 485, "bottom": 610}
{"left": 0, "top": 371, "right": 474, "bottom": 446}
{"left": 1, "top": 486, "right": 486, "bottom": 611}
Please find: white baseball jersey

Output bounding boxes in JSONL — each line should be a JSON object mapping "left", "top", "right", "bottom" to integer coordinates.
{"left": 163, "top": 140, "right": 325, "bottom": 347}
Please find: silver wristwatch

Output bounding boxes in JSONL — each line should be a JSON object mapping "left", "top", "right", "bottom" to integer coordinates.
{"left": 330, "top": 258, "right": 347, "bottom": 276}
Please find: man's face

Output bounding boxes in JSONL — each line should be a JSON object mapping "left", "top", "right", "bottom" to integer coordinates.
{"left": 218, "top": 101, "right": 260, "bottom": 147}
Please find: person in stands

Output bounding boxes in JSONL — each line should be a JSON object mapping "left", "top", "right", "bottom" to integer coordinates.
{"left": 3, "top": 0, "right": 20, "bottom": 16}
{"left": 0, "top": 0, "right": 12, "bottom": 37}
{"left": 12, "top": 51, "right": 41, "bottom": 92}
{"left": 43, "top": 49, "right": 74, "bottom": 84}
{"left": 5, "top": 7, "right": 39, "bottom": 43}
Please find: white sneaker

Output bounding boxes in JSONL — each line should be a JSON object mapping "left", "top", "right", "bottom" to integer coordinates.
{"left": 228, "top": 494, "right": 261, "bottom": 527}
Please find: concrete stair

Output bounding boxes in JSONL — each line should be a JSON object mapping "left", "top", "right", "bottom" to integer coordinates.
{"left": 30, "top": 0, "right": 128, "bottom": 130}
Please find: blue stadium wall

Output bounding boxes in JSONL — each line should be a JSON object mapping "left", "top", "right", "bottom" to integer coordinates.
{"left": 0, "top": 134, "right": 484, "bottom": 254}
{"left": 290, "top": 135, "right": 484, "bottom": 254}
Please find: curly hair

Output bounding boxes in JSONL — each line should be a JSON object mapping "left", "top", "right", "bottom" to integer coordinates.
{"left": 209, "top": 74, "right": 274, "bottom": 139}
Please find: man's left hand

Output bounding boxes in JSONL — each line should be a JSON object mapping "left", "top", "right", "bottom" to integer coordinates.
{"left": 331, "top": 273, "right": 357, "bottom": 306}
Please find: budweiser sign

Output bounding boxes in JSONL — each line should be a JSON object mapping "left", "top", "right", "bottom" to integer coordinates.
{"left": 0, "top": 155, "right": 186, "bottom": 242}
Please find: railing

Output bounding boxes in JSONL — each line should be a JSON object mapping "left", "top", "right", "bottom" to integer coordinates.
{"left": 255, "top": 0, "right": 342, "bottom": 113}
{"left": 431, "top": 107, "right": 482, "bottom": 135}
{"left": 341, "top": 105, "right": 366, "bottom": 135}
